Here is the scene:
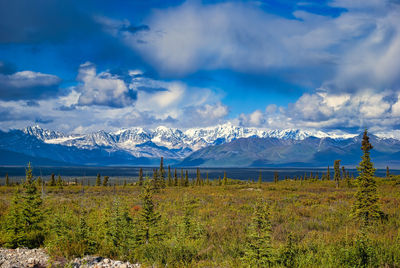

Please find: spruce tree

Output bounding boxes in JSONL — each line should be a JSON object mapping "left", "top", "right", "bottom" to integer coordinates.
{"left": 258, "top": 171, "right": 262, "bottom": 186}
{"left": 103, "top": 176, "right": 109, "bottom": 186}
{"left": 56, "top": 175, "right": 63, "bottom": 189}
{"left": 327, "top": 166, "right": 331, "bottom": 181}
{"left": 242, "top": 199, "right": 275, "bottom": 267}
{"left": 196, "top": 168, "right": 201, "bottom": 186}
{"left": 137, "top": 180, "right": 162, "bottom": 244}
{"left": 334, "top": 160, "right": 341, "bottom": 188}
{"left": 185, "top": 170, "right": 189, "bottom": 187}
{"left": 36, "top": 176, "right": 42, "bottom": 187}
{"left": 223, "top": 171, "right": 228, "bottom": 185}
{"left": 180, "top": 169, "right": 184, "bottom": 187}
{"left": 174, "top": 168, "right": 178, "bottom": 186}
{"left": 274, "top": 171, "right": 279, "bottom": 183}
{"left": 5, "top": 173, "right": 9, "bottom": 186}
{"left": 206, "top": 172, "right": 210, "bottom": 185}
{"left": 96, "top": 173, "right": 101, "bottom": 186}
{"left": 139, "top": 168, "right": 143, "bottom": 186}
{"left": 167, "top": 165, "right": 172, "bottom": 187}
{"left": 386, "top": 166, "right": 390, "bottom": 178}
{"left": 352, "top": 130, "right": 383, "bottom": 226}
{"left": 159, "top": 157, "right": 166, "bottom": 188}
{"left": 4, "top": 163, "right": 44, "bottom": 248}
{"left": 49, "top": 173, "right": 56, "bottom": 186}
{"left": 342, "top": 166, "right": 346, "bottom": 180}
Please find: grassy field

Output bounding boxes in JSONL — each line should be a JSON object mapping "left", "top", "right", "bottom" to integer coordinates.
{"left": 1, "top": 176, "right": 400, "bottom": 267}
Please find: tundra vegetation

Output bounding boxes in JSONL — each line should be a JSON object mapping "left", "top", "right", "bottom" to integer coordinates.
{"left": 0, "top": 130, "right": 400, "bottom": 267}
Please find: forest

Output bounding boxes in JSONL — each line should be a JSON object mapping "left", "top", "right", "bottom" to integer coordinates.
{"left": 0, "top": 130, "right": 399, "bottom": 267}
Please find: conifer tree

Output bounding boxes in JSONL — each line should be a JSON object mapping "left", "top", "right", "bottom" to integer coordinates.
{"left": 352, "top": 129, "right": 383, "bottom": 226}
{"left": 5, "top": 173, "right": 9, "bottom": 186}
{"left": 206, "top": 172, "right": 210, "bottom": 185}
{"left": 4, "top": 163, "right": 44, "bottom": 248}
{"left": 96, "top": 173, "right": 101, "bottom": 186}
{"left": 274, "top": 171, "right": 279, "bottom": 183}
{"left": 137, "top": 180, "right": 162, "bottom": 244}
{"left": 386, "top": 166, "right": 390, "bottom": 178}
{"left": 103, "top": 176, "right": 109, "bottom": 186}
{"left": 174, "top": 168, "right": 178, "bottom": 186}
{"left": 167, "top": 165, "right": 172, "bottom": 187}
{"left": 280, "top": 233, "right": 297, "bottom": 268}
{"left": 218, "top": 176, "right": 222, "bottom": 186}
{"left": 223, "top": 171, "right": 228, "bottom": 185}
{"left": 196, "top": 168, "right": 201, "bottom": 186}
{"left": 185, "top": 170, "right": 189, "bottom": 187}
{"left": 159, "top": 157, "right": 166, "bottom": 188}
{"left": 56, "top": 175, "right": 63, "bottom": 189}
{"left": 123, "top": 180, "right": 127, "bottom": 187}
{"left": 138, "top": 168, "right": 143, "bottom": 186}
{"left": 258, "top": 171, "right": 262, "bottom": 186}
{"left": 242, "top": 199, "right": 275, "bottom": 267}
{"left": 104, "top": 199, "right": 134, "bottom": 258}
{"left": 49, "top": 173, "right": 56, "bottom": 186}
{"left": 327, "top": 166, "right": 331, "bottom": 181}
{"left": 180, "top": 169, "right": 184, "bottom": 187}
{"left": 341, "top": 166, "right": 346, "bottom": 180}
{"left": 36, "top": 176, "right": 42, "bottom": 187}
{"left": 334, "top": 160, "right": 341, "bottom": 188}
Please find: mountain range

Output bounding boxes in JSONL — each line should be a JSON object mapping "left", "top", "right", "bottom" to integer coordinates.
{"left": 0, "top": 124, "right": 399, "bottom": 167}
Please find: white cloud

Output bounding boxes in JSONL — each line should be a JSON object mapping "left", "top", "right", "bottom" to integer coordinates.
{"left": 76, "top": 62, "right": 136, "bottom": 107}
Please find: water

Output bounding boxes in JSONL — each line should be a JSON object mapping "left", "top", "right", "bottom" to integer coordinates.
{"left": 0, "top": 166, "right": 398, "bottom": 183}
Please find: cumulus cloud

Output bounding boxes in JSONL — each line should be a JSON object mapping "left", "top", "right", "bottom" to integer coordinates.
{"left": 75, "top": 62, "right": 136, "bottom": 108}
{"left": 0, "top": 69, "right": 61, "bottom": 100}
{"left": 237, "top": 90, "right": 400, "bottom": 132}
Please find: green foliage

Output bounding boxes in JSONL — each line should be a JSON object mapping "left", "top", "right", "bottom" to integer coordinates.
{"left": 103, "top": 176, "right": 109, "bottom": 187}
{"left": 242, "top": 199, "right": 275, "bottom": 267}
{"left": 5, "top": 173, "right": 9, "bottom": 186}
{"left": 352, "top": 130, "right": 383, "bottom": 226}
{"left": 274, "top": 171, "right": 279, "bottom": 183}
{"left": 334, "top": 160, "right": 341, "bottom": 188}
{"left": 138, "top": 168, "right": 143, "bottom": 186}
{"left": 137, "top": 180, "right": 163, "bottom": 245}
{"left": 96, "top": 174, "right": 101, "bottom": 186}
{"left": 279, "top": 233, "right": 297, "bottom": 268}
{"left": 2, "top": 163, "right": 44, "bottom": 248}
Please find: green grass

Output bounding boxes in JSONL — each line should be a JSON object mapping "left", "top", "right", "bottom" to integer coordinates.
{"left": 1, "top": 177, "right": 400, "bottom": 267}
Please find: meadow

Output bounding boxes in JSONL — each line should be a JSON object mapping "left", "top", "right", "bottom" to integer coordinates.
{"left": 0, "top": 172, "right": 400, "bottom": 267}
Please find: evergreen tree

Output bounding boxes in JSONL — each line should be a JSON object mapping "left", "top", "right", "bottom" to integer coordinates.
{"left": 334, "top": 160, "right": 341, "bottom": 188}
{"left": 180, "top": 169, "right": 184, "bottom": 187}
{"left": 352, "top": 130, "right": 383, "bottom": 227}
{"left": 342, "top": 166, "right": 346, "bottom": 180}
{"left": 96, "top": 173, "right": 101, "bottom": 186}
{"left": 327, "top": 166, "right": 331, "bottom": 181}
{"left": 137, "top": 180, "right": 162, "bottom": 244}
{"left": 104, "top": 199, "right": 134, "bottom": 258}
{"left": 280, "top": 233, "right": 297, "bottom": 268}
{"left": 274, "top": 171, "right": 279, "bottom": 183}
{"left": 49, "top": 173, "right": 56, "bottom": 186}
{"left": 223, "top": 171, "right": 228, "bottom": 185}
{"left": 242, "top": 199, "right": 275, "bottom": 267}
{"left": 103, "top": 176, "right": 109, "bottom": 187}
{"left": 56, "top": 175, "right": 63, "bottom": 189}
{"left": 386, "top": 166, "right": 390, "bottom": 178}
{"left": 36, "top": 176, "right": 42, "bottom": 187}
{"left": 167, "top": 165, "right": 172, "bottom": 187}
{"left": 185, "top": 170, "right": 189, "bottom": 187}
{"left": 258, "top": 171, "right": 262, "bottom": 186}
{"left": 5, "top": 173, "right": 9, "bottom": 186}
{"left": 159, "top": 157, "right": 166, "bottom": 188}
{"left": 206, "top": 172, "right": 210, "bottom": 185}
{"left": 123, "top": 180, "right": 127, "bottom": 187}
{"left": 174, "top": 168, "right": 178, "bottom": 186}
{"left": 4, "top": 163, "right": 44, "bottom": 248}
{"left": 196, "top": 168, "right": 201, "bottom": 186}
{"left": 218, "top": 176, "right": 222, "bottom": 186}
{"left": 138, "top": 168, "right": 144, "bottom": 186}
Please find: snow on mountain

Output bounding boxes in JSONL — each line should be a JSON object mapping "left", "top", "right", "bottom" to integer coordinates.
{"left": 21, "top": 124, "right": 360, "bottom": 159}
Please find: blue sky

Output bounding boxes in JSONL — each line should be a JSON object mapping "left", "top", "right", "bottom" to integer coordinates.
{"left": 0, "top": 0, "right": 400, "bottom": 134}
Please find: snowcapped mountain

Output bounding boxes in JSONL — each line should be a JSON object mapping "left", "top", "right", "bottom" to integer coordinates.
{"left": 1, "top": 124, "right": 400, "bottom": 167}
{"left": 19, "top": 123, "right": 357, "bottom": 159}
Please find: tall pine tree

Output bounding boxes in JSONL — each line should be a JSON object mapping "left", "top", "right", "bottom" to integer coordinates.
{"left": 352, "top": 129, "right": 383, "bottom": 227}
{"left": 334, "top": 160, "right": 341, "bottom": 188}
